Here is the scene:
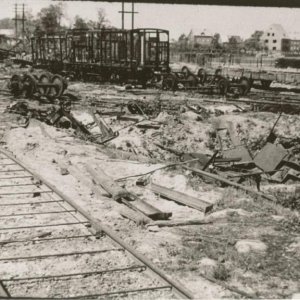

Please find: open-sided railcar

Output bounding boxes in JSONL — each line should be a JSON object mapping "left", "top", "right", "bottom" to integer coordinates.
{"left": 31, "top": 28, "right": 170, "bottom": 85}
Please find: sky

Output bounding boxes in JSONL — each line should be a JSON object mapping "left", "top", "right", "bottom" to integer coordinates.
{"left": 2, "top": 0, "right": 300, "bottom": 40}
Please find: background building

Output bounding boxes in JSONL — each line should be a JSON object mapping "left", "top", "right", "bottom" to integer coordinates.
{"left": 261, "top": 24, "right": 288, "bottom": 52}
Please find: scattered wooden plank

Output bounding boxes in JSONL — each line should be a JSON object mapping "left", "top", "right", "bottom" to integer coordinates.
{"left": 121, "top": 197, "right": 171, "bottom": 220}
{"left": 222, "top": 145, "right": 252, "bottom": 163}
{"left": 149, "top": 182, "right": 213, "bottom": 214}
{"left": 86, "top": 164, "right": 131, "bottom": 201}
{"left": 86, "top": 163, "right": 171, "bottom": 220}
{"left": 118, "top": 205, "right": 152, "bottom": 225}
{"left": 147, "top": 219, "right": 212, "bottom": 228}
{"left": 184, "top": 166, "right": 277, "bottom": 202}
{"left": 136, "top": 122, "right": 161, "bottom": 130}
{"left": 118, "top": 115, "right": 143, "bottom": 122}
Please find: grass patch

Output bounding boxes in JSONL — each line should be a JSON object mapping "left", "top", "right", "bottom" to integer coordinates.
{"left": 213, "top": 263, "right": 230, "bottom": 281}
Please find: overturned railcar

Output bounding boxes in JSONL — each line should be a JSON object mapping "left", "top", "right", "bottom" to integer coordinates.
{"left": 31, "top": 28, "right": 170, "bottom": 85}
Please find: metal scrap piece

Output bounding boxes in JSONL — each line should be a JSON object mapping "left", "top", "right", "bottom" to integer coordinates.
{"left": 254, "top": 142, "right": 288, "bottom": 172}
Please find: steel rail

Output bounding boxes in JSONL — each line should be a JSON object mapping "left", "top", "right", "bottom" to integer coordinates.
{"left": 0, "top": 148, "right": 194, "bottom": 299}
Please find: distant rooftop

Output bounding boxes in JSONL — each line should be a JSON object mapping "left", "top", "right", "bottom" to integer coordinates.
{"left": 0, "top": 29, "right": 15, "bottom": 37}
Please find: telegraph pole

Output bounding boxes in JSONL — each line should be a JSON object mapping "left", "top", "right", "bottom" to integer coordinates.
{"left": 14, "top": 4, "right": 17, "bottom": 38}
{"left": 131, "top": 2, "right": 134, "bottom": 30}
{"left": 22, "top": 3, "right": 25, "bottom": 37}
{"left": 13, "top": 3, "right": 26, "bottom": 39}
{"left": 121, "top": 2, "right": 124, "bottom": 29}
{"left": 118, "top": 1, "right": 138, "bottom": 30}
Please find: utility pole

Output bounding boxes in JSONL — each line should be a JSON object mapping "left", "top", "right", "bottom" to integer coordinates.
{"left": 13, "top": 3, "right": 26, "bottom": 39}
{"left": 118, "top": 1, "right": 138, "bottom": 30}
{"left": 131, "top": 2, "right": 134, "bottom": 30}
{"left": 121, "top": 2, "right": 124, "bottom": 29}
{"left": 14, "top": 4, "right": 17, "bottom": 38}
{"left": 22, "top": 3, "right": 25, "bottom": 37}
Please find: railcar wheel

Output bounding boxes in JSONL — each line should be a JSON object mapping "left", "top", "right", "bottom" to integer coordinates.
{"left": 218, "top": 78, "right": 229, "bottom": 95}
{"left": 10, "top": 74, "right": 23, "bottom": 96}
{"left": 239, "top": 77, "right": 251, "bottom": 95}
{"left": 186, "top": 74, "right": 198, "bottom": 88}
{"left": 261, "top": 80, "right": 272, "bottom": 89}
{"left": 62, "top": 76, "right": 68, "bottom": 90}
{"left": 48, "top": 75, "right": 65, "bottom": 98}
{"left": 23, "top": 74, "right": 37, "bottom": 98}
{"left": 197, "top": 68, "right": 207, "bottom": 85}
{"left": 127, "top": 101, "right": 140, "bottom": 114}
{"left": 162, "top": 73, "right": 177, "bottom": 91}
{"left": 181, "top": 66, "right": 190, "bottom": 78}
{"left": 38, "top": 73, "right": 51, "bottom": 96}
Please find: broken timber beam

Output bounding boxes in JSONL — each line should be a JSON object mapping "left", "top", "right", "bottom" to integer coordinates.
{"left": 86, "top": 164, "right": 171, "bottom": 220}
{"left": 149, "top": 182, "right": 213, "bottom": 214}
{"left": 118, "top": 205, "right": 152, "bottom": 225}
{"left": 183, "top": 166, "right": 277, "bottom": 202}
{"left": 136, "top": 122, "right": 161, "bottom": 130}
{"left": 87, "top": 164, "right": 131, "bottom": 201}
{"left": 147, "top": 219, "right": 212, "bottom": 228}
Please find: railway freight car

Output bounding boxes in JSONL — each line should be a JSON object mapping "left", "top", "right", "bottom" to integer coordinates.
{"left": 275, "top": 57, "right": 300, "bottom": 69}
{"left": 31, "top": 28, "right": 170, "bottom": 86}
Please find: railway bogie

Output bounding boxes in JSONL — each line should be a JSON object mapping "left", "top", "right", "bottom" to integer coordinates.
{"left": 162, "top": 66, "right": 250, "bottom": 95}
{"left": 9, "top": 71, "right": 68, "bottom": 99}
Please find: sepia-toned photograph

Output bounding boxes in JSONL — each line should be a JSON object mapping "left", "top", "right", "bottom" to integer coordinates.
{"left": 0, "top": 0, "right": 299, "bottom": 299}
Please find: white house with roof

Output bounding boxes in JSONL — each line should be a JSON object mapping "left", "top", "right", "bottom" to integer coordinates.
{"left": 261, "top": 24, "right": 288, "bottom": 52}
{"left": 0, "top": 29, "right": 15, "bottom": 38}
{"left": 187, "top": 28, "right": 215, "bottom": 47}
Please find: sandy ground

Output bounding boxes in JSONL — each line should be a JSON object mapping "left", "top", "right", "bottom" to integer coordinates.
{"left": 0, "top": 69, "right": 300, "bottom": 298}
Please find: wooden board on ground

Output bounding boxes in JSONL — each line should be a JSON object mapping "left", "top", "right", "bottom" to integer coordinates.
{"left": 87, "top": 164, "right": 131, "bottom": 201}
{"left": 118, "top": 205, "right": 152, "bottom": 225}
{"left": 149, "top": 182, "right": 213, "bottom": 214}
{"left": 147, "top": 219, "right": 212, "bottom": 227}
{"left": 222, "top": 145, "right": 252, "bottom": 163}
{"left": 87, "top": 163, "right": 171, "bottom": 220}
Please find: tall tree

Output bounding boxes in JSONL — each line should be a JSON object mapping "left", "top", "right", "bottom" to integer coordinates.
{"left": 178, "top": 34, "right": 188, "bottom": 51}
{"left": 228, "top": 36, "right": 238, "bottom": 49}
{"left": 73, "top": 16, "right": 88, "bottom": 29}
{"left": 96, "top": 8, "right": 108, "bottom": 29}
{"left": 0, "top": 18, "right": 14, "bottom": 29}
{"left": 244, "top": 30, "right": 263, "bottom": 51}
{"left": 37, "top": 4, "right": 64, "bottom": 33}
{"left": 212, "top": 33, "right": 222, "bottom": 49}
{"left": 78, "top": 8, "right": 109, "bottom": 30}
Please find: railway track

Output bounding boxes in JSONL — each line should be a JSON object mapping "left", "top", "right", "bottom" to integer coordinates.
{"left": 0, "top": 81, "right": 281, "bottom": 299}
{"left": 84, "top": 88, "right": 300, "bottom": 114}
{"left": 0, "top": 150, "right": 192, "bottom": 299}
